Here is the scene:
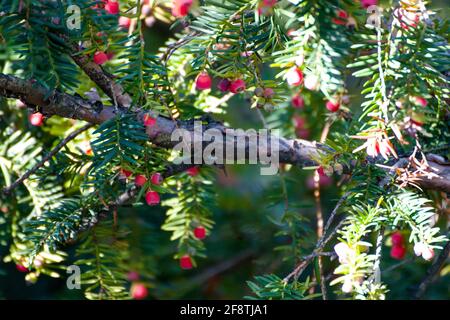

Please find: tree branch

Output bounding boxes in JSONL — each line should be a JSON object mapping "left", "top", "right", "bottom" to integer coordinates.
{"left": 67, "top": 41, "right": 132, "bottom": 108}
{"left": 1, "top": 72, "right": 449, "bottom": 193}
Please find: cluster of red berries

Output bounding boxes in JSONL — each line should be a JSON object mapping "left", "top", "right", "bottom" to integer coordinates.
{"left": 390, "top": 231, "right": 407, "bottom": 260}
{"left": 195, "top": 72, "right": 247, "bottom": 95}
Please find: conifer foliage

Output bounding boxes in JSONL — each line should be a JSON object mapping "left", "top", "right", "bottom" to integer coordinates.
{"left": 0, "top": 0, "right": 448, "bottom": 300}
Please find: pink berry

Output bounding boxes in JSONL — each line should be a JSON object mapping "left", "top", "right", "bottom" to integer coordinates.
{"left": 292, "top": 115, "right": 305, "bottom": 129}
{"left": 195, "top": 72, "right": 212, "bottom": 90}
{"left": 105, "top": 0, "right": 119, "bottom": 15}
{"left": 286, "top": 67, "right": 303, "bottom": 86}
{"left": 194, "top": 226, "right": 206, "bottom": 240}
{"left": 145, "top": 191, "right": 160, "bottom": 206}
{"left": 186, "top": 167, "right": 199, "bottom": 176}
{"left": 150, "top": 173, "right": 163, "bottom": 185}
{"left": 135, "top": 175, "right": 148, "bottom": 187}
{"left": 16, "top": 264, "right": 29, "bottom": 273}
{"left": 263, "top": 88, "right": 275, "bottom": 99}
{"left": 118, "top": 16, "right": 131, "bottom": 29}
{"left": 127, "top": 271, "right": 140, "bottom": 281}
{"left": 415, "top": 96, "right": 427, "bottom": 107}
{"left": 217, "top": 79, "right": 231, "bottom": 92}
{"left": 172, "top": 0, "right": 193, "bottom": 17}
{"left": 16, "top": 99, "right": 27, "bottom": 108}
{"left": 262, "top": 0, "right": 277, "bottom": 6}
{"left": 93, "top": 51, "right": 109, "bottom": 65}
{"left": 143, "top": 114, "right": 157, "bottom": 127}
{"left": 180, "top": 255, "right": 193, "bottom": 269}
{"left": 295, "top": 128, "right": 310, "bottom": 140}
{"left": 131, "top": 283, "right": 148, "bottom": 300}
{"left": 229, "top": 79, "right": 246, "bottom": 94}
{"left": 390, "top": 245, "right": 406, "bottom": 260}
{"left": 326, "top": 100, "right": 340, "bottom": 112}
{"left": 291, "top": 94, "right": 304, "bottom": 108}
{"left": 421, "top": 247, "right": 434, "bottom": 261}
{"left": 29, "top": 112, "right": 44, "bottom": 126}
{"left": 360, "top": 0, "right": 377, "bottom": 8}
{"left": 141, "top": 4, "right": 152, "bottom": 16}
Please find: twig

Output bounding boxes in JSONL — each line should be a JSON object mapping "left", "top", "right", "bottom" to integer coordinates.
{"left": 283, "top": 192, "right": 351, "bottom": 283}
{"left": 2, "top": 124, "right": 93, "bottom": 194}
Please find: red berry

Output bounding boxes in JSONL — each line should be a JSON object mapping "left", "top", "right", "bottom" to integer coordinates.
{"left": 118, "top": 16, "right": 131, "bottom": 29}
{"left": 16, "top": 264, "right": 29, "bottom": 273}
{"left": 131, "top": 283, "right": 148, "bottom": 300}
{"left": 145, "top": 190, "right": 160, "bottom": 206}
{"left": 120, "top": 168, "right": 132, "bottom": 178}
{"left": 93, "top": 51, "right": 109, "bottom": 65}
{"left": 332, "top": 18, "right": 347, "bottom": 25}
{"left": 326, "top": 100, "right": 340, "bottom": 112}
{"left": 180, "top": 255, "right": 193, "bottom": 269}
{"left": 229, "top": 79, "right": 246, "bottom": 94}
{"left": 286, "top": 67, "right": 303, "bottom": 86}
{"left": 291, "top": 93, "right": 304, "bottom": 109}
{"left": 295, "top": 128, "right": 310, "bottom": 139}
{"left": 390, "top": 245, "right": 406, "bottom": 260}
{"left": 29, "top": 112, "right": 44, "bottom": 126}
{"left": 195, "top": 72, "right": 212, "bottom": 90}
{"left": 105, "top": 0, "right": 119, "bottom": 14}
{"left": 194, "top": 226, "right": 206, "bottom": 240}
{"left": 172, "top": 0, "right": 193, "bottom": 17}
{"left": 135, "top": 175, "right": 148, "bottom": 187}
{"left": 217, "top": 79, "right": 231, "bottom": 92}
{"left": 143, "top": 114, "right": 157, "bottom": 127}
{"left": 186, "top": 167, "right": 200, "bottom": 176}
{"left": 391, "top": 231, "right": 404, "bottom": 246}
{"left": 150, "top": 173, "right": 163, "bottom": 185}
{"left": 337, "top": 9, "right": 348, "bottom": 19}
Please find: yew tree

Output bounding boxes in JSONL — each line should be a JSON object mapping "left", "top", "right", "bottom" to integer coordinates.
{"left": 0, "top": 0, "right": 449, "bottom": 300}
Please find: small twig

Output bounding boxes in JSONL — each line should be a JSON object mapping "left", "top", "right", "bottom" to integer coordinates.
{"left": 283, "top": 192, "right": 351, "bottom": 283}
{"left": 2, "top": 124, "right": 93, "bottom": 194}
